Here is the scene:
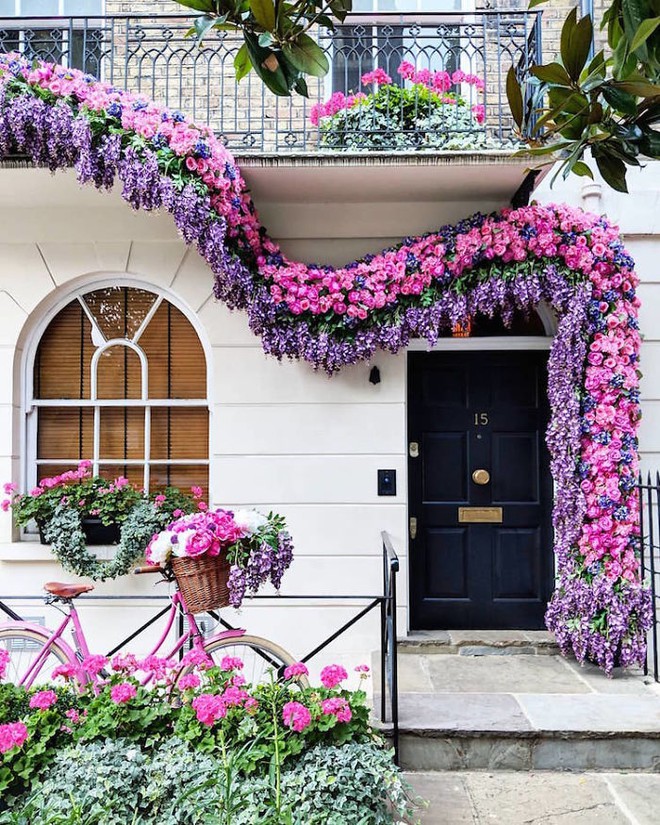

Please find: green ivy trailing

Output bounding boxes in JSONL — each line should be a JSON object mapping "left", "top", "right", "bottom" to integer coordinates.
{"left": 43, "top": 501, "right": 169, "bottom": 581}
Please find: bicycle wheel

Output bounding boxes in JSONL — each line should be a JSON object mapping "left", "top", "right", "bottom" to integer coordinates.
{"left": 177, "top": 634, "right": 309, "bottom": 688}
{"left": 0, "top": 627, "right": 72, "bottom": 687}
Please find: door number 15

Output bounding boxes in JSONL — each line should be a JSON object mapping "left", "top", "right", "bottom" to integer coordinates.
{"left": 473, "top": 412, "right": 489, "bottom": 426}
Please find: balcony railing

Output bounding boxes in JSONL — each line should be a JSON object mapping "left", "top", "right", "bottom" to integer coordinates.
{"left": 0, "top": 12, "right": 541, "bottom": 154}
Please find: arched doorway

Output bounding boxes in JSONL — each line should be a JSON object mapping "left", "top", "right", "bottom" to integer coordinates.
{"left": 408, "top": 310, "right": 553, "bottom": 629}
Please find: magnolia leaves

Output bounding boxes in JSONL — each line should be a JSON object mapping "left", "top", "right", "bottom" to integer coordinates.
{"left": 508, "top": 1, "right": 660, "bottom": 192}
{"left": 174, "top": 0, "right": 341, "bottom": 96}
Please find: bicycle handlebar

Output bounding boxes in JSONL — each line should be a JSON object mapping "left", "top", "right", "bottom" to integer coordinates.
{"left": 133, "top": 566, "right": 164, "bottom": 575}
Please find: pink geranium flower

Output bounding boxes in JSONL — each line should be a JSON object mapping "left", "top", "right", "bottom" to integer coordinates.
{"left": 321, "top": 697, "right": 352, "bottom": 723}
{"left": 284, "top": 662, "right": 309, "bottom": 680}
{"left": 0, "top": 721, "right": 28, "bottom": 754}
{"left": 320, "top": 664, "right": 348, "bottom": 689}
{"left": 282, "top": 701, "right": 312, "bottom": 732}
{"left": 29, "top": 690, "right": 58, "bottom": 710}
{"left": 110, "top": 682, "right": 137, "bottom": 704}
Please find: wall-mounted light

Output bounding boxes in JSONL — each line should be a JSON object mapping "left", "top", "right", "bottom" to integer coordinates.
{"left": 369, "top": 366, "right": 381, "bottom": 385}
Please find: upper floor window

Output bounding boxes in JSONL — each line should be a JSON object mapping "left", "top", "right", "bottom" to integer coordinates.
{"left": 331, "top": 0, "right": 464, "bottom": 95}
{"left": 29, "top": 286, "right": 209, "bottom": 496}
{"left": 0, "top": 1, "right": 104, "bottom": 76}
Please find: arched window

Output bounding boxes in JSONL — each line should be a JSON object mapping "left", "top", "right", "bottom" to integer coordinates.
{"left": 28, "top": 286, "right": 209, "bottom": 495}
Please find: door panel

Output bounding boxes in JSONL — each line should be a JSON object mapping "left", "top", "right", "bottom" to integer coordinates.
{"left": 408, "top": 350, "right": 553, "bottom": 630}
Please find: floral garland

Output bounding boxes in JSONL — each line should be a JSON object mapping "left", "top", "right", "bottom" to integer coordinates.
{"left": 44, "top": 501, "right": 166, "bottom": 581}
{"left": 0, "top": 53, "right": 652, "bottom": 672}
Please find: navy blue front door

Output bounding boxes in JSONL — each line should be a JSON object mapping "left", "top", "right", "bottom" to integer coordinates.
{"left": 408, "top": 350, "right": 554, "bottom": 629}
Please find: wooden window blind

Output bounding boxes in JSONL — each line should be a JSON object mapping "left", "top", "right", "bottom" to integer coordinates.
{"left": 33, "top": 287, "right": 209, "bottom": 495}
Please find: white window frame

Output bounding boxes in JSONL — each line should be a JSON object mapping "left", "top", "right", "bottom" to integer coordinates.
{"left": 1, "top": 1, "right": 104, "bottom": 17}
{"left": 23, "top": 280, "right": 212, "bottom": 496}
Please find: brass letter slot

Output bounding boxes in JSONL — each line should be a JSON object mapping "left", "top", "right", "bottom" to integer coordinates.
{"left": 458, "top": 507, "right": 503, "bottom": 523}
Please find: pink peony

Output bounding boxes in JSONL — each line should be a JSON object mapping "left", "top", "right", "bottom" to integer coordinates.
{"left": 110, "top": 682, "right": 137, "bottom": 704}
{"left": 29, "top": 689, "right": 58, "bottom": 710}
{"left": 282, "top": 701, "right": 312, "bottom": 732}
{"left": 320, "top": 664, "right": 348, "bottom": 689}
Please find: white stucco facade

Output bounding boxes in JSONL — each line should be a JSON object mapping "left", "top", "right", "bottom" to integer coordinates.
{"left": 0, "top": 158, "right": 658, "bottom": 671}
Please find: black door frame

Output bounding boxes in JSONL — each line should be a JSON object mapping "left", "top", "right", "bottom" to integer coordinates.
{"left": 406, "top": 343, "right": 555, "bottom": 630}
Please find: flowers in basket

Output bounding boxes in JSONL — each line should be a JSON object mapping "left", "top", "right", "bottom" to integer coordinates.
{"left": 145, "top": 508, "right": 293, "bottom": 608}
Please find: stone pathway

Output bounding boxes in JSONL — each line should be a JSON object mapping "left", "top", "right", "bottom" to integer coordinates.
{"left": 403, "top": 770, "right": 660, "bottom": 824}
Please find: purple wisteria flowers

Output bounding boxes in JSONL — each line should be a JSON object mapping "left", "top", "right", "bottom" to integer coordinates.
{"left": 0, "top": 53, "right": 651, "bottom": 673}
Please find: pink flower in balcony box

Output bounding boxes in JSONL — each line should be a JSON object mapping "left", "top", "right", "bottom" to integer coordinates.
{"left": 397, "top": 61, "right": 416, "bottom": 80}
{"left": 361, "top": 68, "right": 391, "bottom": 86}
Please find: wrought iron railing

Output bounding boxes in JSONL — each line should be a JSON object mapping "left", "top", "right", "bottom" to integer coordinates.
{"left": 638, "top": 473, "right": 660, "bottom": 681}
{"left": 0, "top": 533, "right": 401, "bottom": 760}
{"left": 0, "top": 12, "right": 541, "bottom": 154}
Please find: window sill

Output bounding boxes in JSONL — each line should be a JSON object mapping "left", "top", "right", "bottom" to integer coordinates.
{"left": 0, "top": 543, "right": 121, "bottom": 562}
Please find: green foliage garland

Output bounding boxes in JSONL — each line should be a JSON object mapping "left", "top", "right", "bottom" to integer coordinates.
{"left": 43, "top": 502, "right": 166, "bottom": 582}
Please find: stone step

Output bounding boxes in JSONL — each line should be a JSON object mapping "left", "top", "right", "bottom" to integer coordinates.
{"left": 372, "top": 651, "right": 660, "bottom": 772}
{"left": 399, "top": 629, "right": 560, "bottom": 656}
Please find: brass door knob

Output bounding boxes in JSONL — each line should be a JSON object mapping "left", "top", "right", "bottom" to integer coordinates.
{"left": 472, "top": 469, "right": 490, "bottom": 485}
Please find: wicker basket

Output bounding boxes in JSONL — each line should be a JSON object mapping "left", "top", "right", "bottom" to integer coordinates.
{"left": 171, "top": 554, "right": 231, "bottom": 614}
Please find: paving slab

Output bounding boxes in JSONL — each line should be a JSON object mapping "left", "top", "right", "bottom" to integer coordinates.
{"left": 517, "top": 693, "right": 660, "bottom": 733}
{"left": 560, "top": 658, "right": 655, "bottom": 695}
{"left": 396, "top": 692, "right": 532, "bottom": 733}
{"left": 465, "top": 771, "right": 628, "bottom": 824}
{"left": 426, "top": 654, "right": 590, "bottom": 694}
{"left": 603, "top": 772, "right": 660, "bottom": 825}
{"left": 402, "top": 773, "right": 473, "bottom": 824}
{"left": 404, "top": 771, "right": 640, "bottom": 824}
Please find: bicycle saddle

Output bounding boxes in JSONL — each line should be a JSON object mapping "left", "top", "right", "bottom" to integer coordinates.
{"left": 44, "top": 582, "right": 94, "bottom": 599}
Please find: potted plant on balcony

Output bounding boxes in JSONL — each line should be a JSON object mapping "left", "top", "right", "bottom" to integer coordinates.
{"left": 310, "top": 64, "right": 510, "bottom": 152}
{"left": 145, "top": 507, "right": 294, "bottom": 611}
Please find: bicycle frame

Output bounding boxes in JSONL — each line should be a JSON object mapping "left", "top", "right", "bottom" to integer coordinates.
{"left": 16, "top": 589, "right": 246, "bottom": 689}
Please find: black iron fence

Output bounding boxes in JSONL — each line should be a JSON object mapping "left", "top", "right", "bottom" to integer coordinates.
{"left": 0, "top": 12, "right": 541, "bottom": 153}
{"left": 0, "top": 531, "right": 400, "bottom": 760}
{"left": 638, "top": 473, "right": 660, "bottom": 681}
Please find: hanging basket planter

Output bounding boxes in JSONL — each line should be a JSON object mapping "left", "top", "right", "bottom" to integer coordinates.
{"left": 171, "top": 554, "right": 231, "bottom": 614}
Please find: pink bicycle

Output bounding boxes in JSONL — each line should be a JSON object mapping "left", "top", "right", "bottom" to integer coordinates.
{"left": 0, "top": 566, "right": 301, "bottom": 688}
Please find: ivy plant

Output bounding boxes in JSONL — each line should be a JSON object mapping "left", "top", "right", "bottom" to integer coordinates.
{"left": 507, "top": 0, "right": 660, "bottom": 191}
{"left": 172, "top": 0, "right": 351, "bottom": 96}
